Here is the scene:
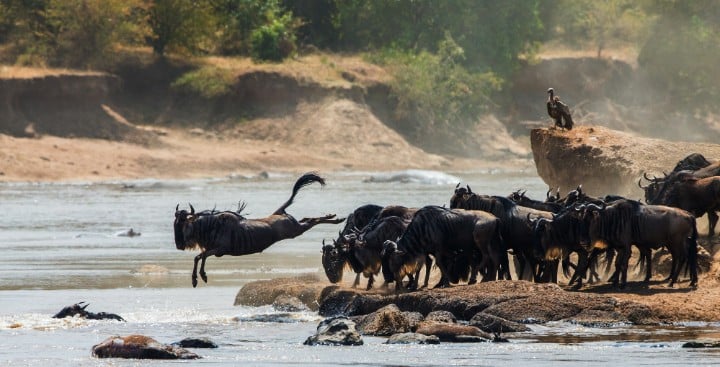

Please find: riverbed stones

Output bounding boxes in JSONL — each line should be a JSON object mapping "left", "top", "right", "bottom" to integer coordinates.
{"left": 272, "top": 294, "right": 309, "bottom": 312}
{"left": 352, "top": 304, "right": 413, "bottom": 336}
{"left": 415, "top": 321, "right": 491, "bottom": 343}
{"left": 91, "top": 335, "right": 200, "bottom": 359}
{"left": 171, "top": 337, "right": 218, "bottom": 349}
{"left": 469, "top": 312, "right": 530, "bottom": 333}
{"left": 304, "top": 316, "right": 363, "bottom": 346}
{"left": 385, "top": 332, "right": 440, "bottom": 345}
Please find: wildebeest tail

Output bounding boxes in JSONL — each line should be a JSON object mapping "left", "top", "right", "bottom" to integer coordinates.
{"left": 273, "top": 172, "right": 326, "bottom": 215}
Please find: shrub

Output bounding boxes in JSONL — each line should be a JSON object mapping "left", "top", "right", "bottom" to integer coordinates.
{"left": 171, "top": 66, "right": 234, "bottom": 99}
{"left": 250, "top": 13, "right": 297, "bottom": 62}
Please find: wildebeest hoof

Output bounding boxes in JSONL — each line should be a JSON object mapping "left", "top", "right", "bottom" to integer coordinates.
{"left": 200, "top": 273, "right": 208, "bottom": 283}
{"left": 192, "top": 278, "right": 198, "bottom": 288}
{"left": 468, "top": 279, "right": 477, "bottom": 285}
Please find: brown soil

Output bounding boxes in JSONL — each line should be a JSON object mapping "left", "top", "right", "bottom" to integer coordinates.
{"left": 0, "top": 99, "right": 519, "bottom": 182}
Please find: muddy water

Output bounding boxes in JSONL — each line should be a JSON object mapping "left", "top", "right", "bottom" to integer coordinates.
{"left": 1, "top": 170, "right": 719, "bottom": 366}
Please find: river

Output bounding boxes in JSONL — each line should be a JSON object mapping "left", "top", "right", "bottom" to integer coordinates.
{"left": 1, "top": 170, "right": 719, "bottom": 366}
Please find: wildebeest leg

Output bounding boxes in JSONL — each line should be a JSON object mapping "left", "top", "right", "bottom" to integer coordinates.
{"left": 192, "top": 252, "right": 204, "bottom": 288}
{"left": 198, "top": 248, "right": 219, "bottom": 286}
{"left": 640, "top": 247, "right": 652, "bottom": 283}
{"left": 423, "top": 255, "right": 432, "bottom": 288}
{"left": 366, "top": 274, "right": 374, "bottom": 290}
{"left": 352, "top": 273, "right": 361, "bottom": 288}
{"left": 615, "top": 245, "right": 630, "bottom": 289}
{"left": 708, "top": 211, "right": 718, "bottom": 237}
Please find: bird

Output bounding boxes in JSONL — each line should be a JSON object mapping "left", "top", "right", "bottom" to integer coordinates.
{"left": 546, "top": 88, "right": 574, "bottom": 130}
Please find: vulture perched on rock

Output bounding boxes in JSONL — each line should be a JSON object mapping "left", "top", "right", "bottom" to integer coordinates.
{"left": 546, "top": 88, "right": 574, "bottom": 130}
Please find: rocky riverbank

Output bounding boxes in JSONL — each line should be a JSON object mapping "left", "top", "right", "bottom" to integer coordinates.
{"left": 234, "top": 275, "right": 720, "bottom": 330}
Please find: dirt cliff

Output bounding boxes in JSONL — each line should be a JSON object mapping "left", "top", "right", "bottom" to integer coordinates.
{"left": 530, "top": 125, "right": 720, "bottom": 197}
{"left": 0, "top": 72, "right": 153, "bottom": 144}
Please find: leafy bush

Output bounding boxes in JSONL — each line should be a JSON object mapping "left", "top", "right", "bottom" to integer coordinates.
{"left": 250, "top": 13, "right": 297, "bottom": 62}
{"left": 369, "top": 33, "right": 502, "bottom": 152}
{"left": 171, "top": 66, "right": 234, "bottom": 98}
{"left": 639, "top": 11, "right": 720, "bottom": 113}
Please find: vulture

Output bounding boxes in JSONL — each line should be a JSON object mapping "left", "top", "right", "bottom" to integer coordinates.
{"left": 546, "top": 88, "right": 574, "bottom": 130}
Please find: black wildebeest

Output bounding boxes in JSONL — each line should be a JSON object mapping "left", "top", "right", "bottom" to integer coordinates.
{"left": 547, "top": 87, "right": 574, "bottom": 130}
{"left": 321, "top": 204, "right": 417, "bottom": 288}
{"left": 508, "top": 189, "right": 564, "bottom": 213}
{"left": 322, "top": 215, "right": 414, "bottom": 290}
{"left": 382, "top": 206, "right": 506, "bottom": 292}
{"left": 581, "top": 200, "right": 698, "bottom": 288}
{"left": 450, "top": 185, "right": 553, "bottom": 281}
{"left": 641, "top": 172, "right": 720, "bottom": 237}
{"left": 174, "top": 172, "right": 345, "bottom": 287}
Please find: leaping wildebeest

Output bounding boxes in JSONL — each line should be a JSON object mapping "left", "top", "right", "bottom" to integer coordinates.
{"left": 174, "top": 172, "right": 345, "bottom": 287}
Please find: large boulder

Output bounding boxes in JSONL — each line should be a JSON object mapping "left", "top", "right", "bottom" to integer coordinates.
{"left": 235, "top": 275, "right": 328, "bottom": 311}
{"left": 91, "top": 335, "right": 200, "bottom": 359}
{"left": 352, "top": 304, "right": 414, "bottom": 336}
{"left": 530, "top": 125, "right": 720, "bottom": 197}
{"left": 303, "top": 317, "right": 363, "bottom": 346}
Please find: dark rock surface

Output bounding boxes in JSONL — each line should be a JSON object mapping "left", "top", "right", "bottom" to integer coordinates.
{"left": 171, "top": 337, "right": 218, "bottom": 349}
{"left": 469, "top": 313, "right": 530, "bottom": 333}
{"left": 304, "top": 317, "right": 363, "bottom": 346}
{"left": 385, "top": 332, "right": 440, "bottom": 345}
{"left": 235, "top": 275, "right": 327, "bottom": 311}
{"left": 415, "top": 321, "right": 491, "bottom": 343}
{"left": 352, "top": 304, "right": 414, "bottom": 336}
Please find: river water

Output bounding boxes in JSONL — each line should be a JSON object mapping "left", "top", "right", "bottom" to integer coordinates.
{"left": 1, "top": 170, "right": 719, "bottom": 366}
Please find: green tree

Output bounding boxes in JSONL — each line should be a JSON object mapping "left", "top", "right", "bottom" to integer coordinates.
{"left": 211, "top": 0, "right": 285, "bottom": 55}
{"left": 41, "top": 0, "right": 143, "bottom": 68}
{"left": 334, "top": 0, "right": 542, "bottom": 77}
{"left": 543, "top": 0, "right": 652, "bottom": 58}
{"left": 145, "top": 0, "right": 217, "bottom": 56}
{"left": 638, "top": 0, "right": 720, "bottom": 111}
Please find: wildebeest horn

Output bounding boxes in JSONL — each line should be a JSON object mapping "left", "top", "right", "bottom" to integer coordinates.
{"left": 546, "top": 188, "right": 552, "bottom": 199}
{"left": 521, "top": 190, "right": 527, "bottom": 197}
{"left": 585, "top": 203, "right": 605, "bottom": 211}
{"left": 175, "top": 204, "right": 179, "bottom": 211}
{"left": 466, "top": 184, "right": 472, "bottom": 194}
{"left": 189, "top": 203, "right": 195, "bottom": 215}
{"left": 455, "top": 182, "right": 461, "bottom": 189}
{"left": 322, "top": 239, "right": 326, "bottom": 246}
{"left": 643, "top": 172, "right": 653, "bottom": 181}
{"left": 638, "top": 178, "right": 648, "bottom": 189}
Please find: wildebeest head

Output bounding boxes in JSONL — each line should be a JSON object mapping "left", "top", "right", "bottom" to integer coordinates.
{"left": 174, "top": 204, "right": 198, "bottom": 250}
{"left": 380, "top": 240, "right": 401, "bottom": 282}
{"left": 508, "top": 189, "right": 527, "bottom": 203}
{"left": 53, "top": 302, "right": 89, "bottom": 319}
{"left": 450, "top": 183, "right": 473, "bottom": 208}
{"left": 321, "top": 239, "right": 349, "bottom": 283}
{"left": 638, "top": 172, "right": 664, "bottom": 204}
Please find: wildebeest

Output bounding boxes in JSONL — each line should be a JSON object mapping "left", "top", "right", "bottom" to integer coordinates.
{"left": 322, "top": 215, "right": 418, "bottom": 290}
{"left": 546, "top": 87, "right": 574, "bottom": 130}
{"left": 450, "top": 186, "right": 553, "bottom": 281}
{"left": 382, "top": 206, "right": 506, "bottom": 292}
{"left": 321, "top": 204, "right": 417, "bottom": 289}
{"left": 580, "top": 200, "right": 698, "bottom": 288}
{"left": 322, "top": 203, "right": 383, "bottom": 287}
{"left": 174, "top": 172, "right": 345, "bottom": 287}
{"left": 641, "top": 172, "right": 720, "bottom": 237}
{"left": 508, "top": 189, "right": 564, "bottom": 213}
{"left": 53, "top": 302, "right": 125, "bottom": 321}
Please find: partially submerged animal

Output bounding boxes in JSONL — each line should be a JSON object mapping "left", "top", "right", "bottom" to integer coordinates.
{"left": 52, "top": 302, "right": 125, "bottom": 321}
{"left": 174, "top": 172, "right": 345, "bottom": 287}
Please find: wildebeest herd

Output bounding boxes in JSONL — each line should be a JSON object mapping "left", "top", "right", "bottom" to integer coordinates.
{"left": 174, "top": 153, "right": 719, "bottom": 292}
